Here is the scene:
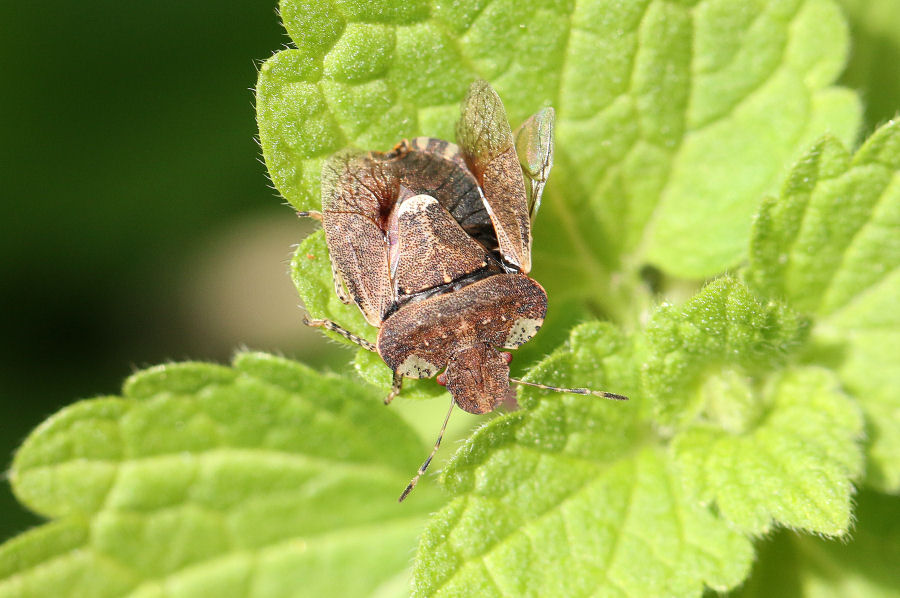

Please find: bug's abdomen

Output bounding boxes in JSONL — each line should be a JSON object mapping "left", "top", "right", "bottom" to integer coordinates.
{"left": 376, "top": 273, "right": 547, "bottom": 376}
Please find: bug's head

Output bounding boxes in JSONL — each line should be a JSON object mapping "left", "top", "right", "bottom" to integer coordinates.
{"left": 438, "top": 344, "right": 512, "bottom": 414}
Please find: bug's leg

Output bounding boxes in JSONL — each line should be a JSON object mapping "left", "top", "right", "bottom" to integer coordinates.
{"left": 382, "top": 138, "right": 412, "bottom": 161}
{"left": 384, "top": 371, "right": 403, "bottom": 405}
{"left": 303, "top": 316, "right": 376, "bottom": 353}
{"left": 330, "top": 260, "right": 352, "bottom": 305}
{"left": 399, "top": 396, "right": 455, "bottom": 502}
{"left": 296, "top": 211, "right": 352, "bottom": 305}
{"left": 510, "top": 378, "right": 628, "bottom": 401}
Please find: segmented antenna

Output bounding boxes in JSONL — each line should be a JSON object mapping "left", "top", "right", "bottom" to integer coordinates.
{"left": 509, "top": 378, "right": 629, "bottom": 401}
{"left": 399, "top": 397, "right": 455, "bottom": 502}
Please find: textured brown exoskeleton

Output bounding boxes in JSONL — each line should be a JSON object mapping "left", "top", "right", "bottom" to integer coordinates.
{"left": 299, "top": 80, "right": 627, "bottom": 501}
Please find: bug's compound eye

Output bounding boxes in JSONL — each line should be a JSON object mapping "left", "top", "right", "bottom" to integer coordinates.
{"left": 436, "top": 371, "right": 447, "bottom": 386}
{"left": 501, "top": 352, "right": 513, "bottom": 364}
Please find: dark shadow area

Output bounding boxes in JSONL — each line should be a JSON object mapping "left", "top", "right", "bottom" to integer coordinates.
{"left": 0, "top": 0, "right": 308, "bottom": 541}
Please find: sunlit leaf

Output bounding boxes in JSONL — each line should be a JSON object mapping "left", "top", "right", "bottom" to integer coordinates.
{"left": 0, "top": 354, "right": 441, "bottom": 598}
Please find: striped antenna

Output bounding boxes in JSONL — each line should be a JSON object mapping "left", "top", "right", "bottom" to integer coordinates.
{"left": 399, "top": 397, "right": 455, "bottom": 502}
{"left": 510, "top": 378, "right": 628, "bottom": 401}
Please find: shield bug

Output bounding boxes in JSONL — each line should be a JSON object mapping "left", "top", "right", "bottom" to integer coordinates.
{"left": 299, "top": 80, "right": 627, "bottom": 501}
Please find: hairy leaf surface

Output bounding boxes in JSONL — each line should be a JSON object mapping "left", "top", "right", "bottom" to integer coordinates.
{"left": 413, "top": 323, "right": 753, "bottom": 597}
{"left": 258, "top": 0, "right": 861, "bottom": 293}
{"left": 673, "top": 367, "right": 863, "bottom": 535}
{"left": 0, "top": 354, "right": 441, "bottom": 598}
{"left": 732, "top": 491, "right": 900, "bottom": 598}
{"left": 748, "top": 120, "right": 900, "bottom": 491}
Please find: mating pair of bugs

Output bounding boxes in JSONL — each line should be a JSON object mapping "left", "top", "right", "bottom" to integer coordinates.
{"left": 300, "top": 81, "right": 627, "bottom": 501}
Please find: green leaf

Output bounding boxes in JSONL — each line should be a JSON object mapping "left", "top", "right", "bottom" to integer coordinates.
{"left": 415, "top": 446, "right": 753, "bottom": 597}
{"left": 257, "top": 0, "right": 861, "bottom": 298}
{"left": 623, "top": 0, "right": 859, "bottom": 277}
{"left": 837, "top": 0, "right": 900, "bottom": 132}
{"left": 731, "top": 490, "right": 900, "bottom": 598}
{"left": 0, "top": 353, "right": 442, "bottom": 598}
{"left": 413, "top": 323, "right": 754, "bottom": 597}
{"left": 643, "top": 277, "right": 809, "bottom": 424}
{"left": 672, "top": 367, "right": 864, "bottom": 535}
{"left": 413, "top": 277, "right": 865, "bottom": 594}
{"left": 747, "top": 120, "right": 900, "bottom": 491}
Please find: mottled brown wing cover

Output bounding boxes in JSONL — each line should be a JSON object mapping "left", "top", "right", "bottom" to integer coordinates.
{"left": 322, "top": 141, "right": 497, "bottom": 325}
{"left": 321, "top": 150, "right": 396, "bottom": 326}
{"left": 377, "top": 273, "right": 547, "bottom": 375}
{"left": 393, "top": 195, "right": 489, "bottom": 296}
{"left": 457, "top": 80, "right": 533, "bottom": 273}
{"left": 393, "top": 137, "right": 494, "bottom": 247}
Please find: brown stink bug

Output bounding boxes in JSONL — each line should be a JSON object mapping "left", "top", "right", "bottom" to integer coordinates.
{"left": 299, "top": 80, "right": 627, "bottom": 501}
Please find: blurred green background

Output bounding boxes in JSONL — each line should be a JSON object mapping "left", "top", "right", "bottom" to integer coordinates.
{"left": 0, "top": 0, "right": 897, "bottom": 543}
{"left": 0, "top": 0, "right": 337, "bottom": 540}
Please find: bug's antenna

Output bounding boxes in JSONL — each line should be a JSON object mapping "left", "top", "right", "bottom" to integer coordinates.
{"left": 399, "top": 397, "right": 455, "bottom": 502}
{"left": 509, "top": 378, "right": 628, "bottom": 401}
